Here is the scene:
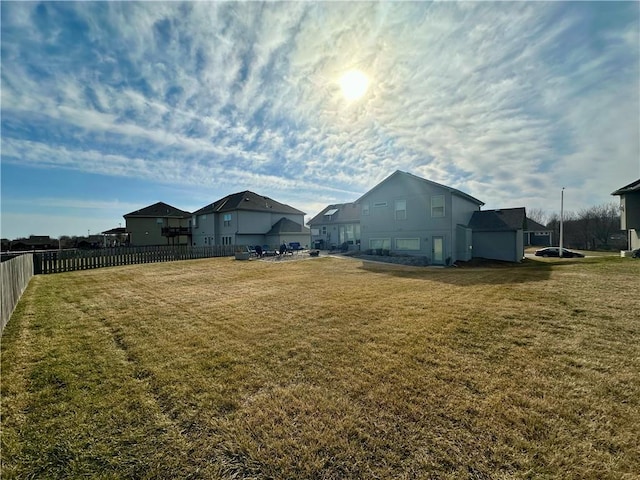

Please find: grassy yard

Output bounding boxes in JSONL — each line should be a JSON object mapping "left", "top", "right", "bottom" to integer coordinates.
{"left": 1, "top": 255, "right": 639, "bottom": 479}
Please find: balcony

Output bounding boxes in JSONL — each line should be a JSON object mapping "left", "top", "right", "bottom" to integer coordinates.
{"left": 161, "top": 227, "right": 192, "bottom": 237}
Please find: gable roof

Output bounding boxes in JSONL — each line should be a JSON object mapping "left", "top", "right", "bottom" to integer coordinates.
{"left": 356, "top": 170, "right": 484, "bottom": 206}
{"left": 266, "top": 217, "right": 310, "bottom": 235}
{"left": 307, "top": 203, "right": 361, "bottom": 225}
{"left": 525, "top": 218, "right": 550, "bottom": 232}
{"left": 194, "top": 191, "right": 305, "bottom": 216}
{"left": 468, "top": 208, "right": 526, "bottom": 232}
{"left": 124, "top": 202, "right": 191, "bottom": 218}
{"left": 611, "top": 179, "right": 640, "bottom": 195}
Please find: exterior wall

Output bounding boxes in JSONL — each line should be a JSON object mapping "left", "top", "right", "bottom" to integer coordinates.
{"left": 630, "top": 229, "right": 640, "bottom": 250}
{"left": 473, "top": 230, "right": 524, "bottom": 262}
{"left": 126, "top": 217, "right": 166, "bottom": 246}
{"left": 359, "top": 175, "right": 480, "bottom": 263}
{"left": 127, "top": 217, "right": 190, "bottom": 246}
{"left": 192, "top": 214, "right": 216, "bottom": 246}
{"left": 193, "top": 210, "right": 306, "bottom": 247}
{"left": 620, "top": 193, "right": 640, "bottom": 230}
{"left": 525, "top": 231, "right": 553, "bottom": 246}
{"left": 311, "top": 222, "right": 360, "bottom": 250}
{"left": 265, "top": 232, "right": 311, "bottom": 249}
{"left": 455, "top": 225, "right": 473, "bottom": 262}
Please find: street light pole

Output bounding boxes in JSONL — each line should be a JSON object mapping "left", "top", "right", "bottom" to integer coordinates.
{"left": 559, "top": 187, "right": 565, "bottom": 258}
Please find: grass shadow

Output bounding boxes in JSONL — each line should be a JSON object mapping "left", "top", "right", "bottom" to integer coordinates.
{"left": 357, "top": 258, "right": 555, "bottom": 285}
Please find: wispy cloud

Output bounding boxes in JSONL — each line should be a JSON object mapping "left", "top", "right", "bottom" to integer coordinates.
{"left": 1, "top": 1, "right": 638, "bottom": 237}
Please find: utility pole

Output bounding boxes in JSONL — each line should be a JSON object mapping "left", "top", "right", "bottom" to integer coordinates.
{"left": 559, "top": 187, "right": 565, "bottom": 257}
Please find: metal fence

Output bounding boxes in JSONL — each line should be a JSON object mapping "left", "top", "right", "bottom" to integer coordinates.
{"left": 1, "top": 253, "right": 34, "bottom": 331}
{"left": 33, "top": 245, "right": 237, "bottom": 274}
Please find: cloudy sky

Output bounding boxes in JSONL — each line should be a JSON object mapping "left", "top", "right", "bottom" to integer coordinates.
{"left": 1, "top": 1, "right": 639, "bottom": 239}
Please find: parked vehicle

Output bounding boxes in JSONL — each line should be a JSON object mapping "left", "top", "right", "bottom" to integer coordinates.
{"left": 632, "top": 248, "right": 640, "bottom": 258}
{"left": 534, "top": 247, "right": 585, "bottom": 258}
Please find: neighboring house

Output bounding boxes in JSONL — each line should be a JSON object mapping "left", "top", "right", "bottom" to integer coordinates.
{"left": 524, "top": 218, "right": 553, "bottom": 246}
{"left": 468, "top": 208, "right": 526, "bottom": 262}
{"left": 124, "top": 202, "right": 192, "bottom": 246}
{"left": 192, "top": 191, "right": 309, "bottom": 249}
{"left": 611, "top": 179, "right": 640, "bottom": 251}
{"left": 307, "top": 203, "right": 361, "bottom": 250}
{"left": 101, "top": 227, "right": 129, "bottom": 247}
{"left": 356, "top": 170, "right": 484, "bottom": 265}
{"left": 9, "top": 235, "right": 58, "bottom": 251}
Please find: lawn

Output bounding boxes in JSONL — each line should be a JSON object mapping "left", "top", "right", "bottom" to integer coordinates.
{"left": 2, "top": 255, "right": 639, "bottom": 479}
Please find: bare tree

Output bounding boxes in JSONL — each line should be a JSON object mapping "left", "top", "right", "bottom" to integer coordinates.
{"left": 527, "top": 208, "right": 548, "bottom": 226}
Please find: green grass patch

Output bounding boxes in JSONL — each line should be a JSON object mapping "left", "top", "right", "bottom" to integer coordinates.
{"left": 2, "top": 256, "right": 639, "bottom": 478}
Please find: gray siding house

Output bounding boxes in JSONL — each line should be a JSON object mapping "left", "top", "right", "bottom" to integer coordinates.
{"left": 307, "top": 203, "right": 361, "bottom": 250}
{"left": 524, "top": 218, "right": 553, "bottom": 246}
{"left": 192, "top": 191, "right": 309, "bottom": 249}
{"left": 468, "top": 208, "right": 526, "bottom": 262}
{"left": 612, "top": 179, "right": 640, "bottom": 251}
{"left": 357, "top": 171, "right": 484, "bottom": 265}
{"left": 124, "top": 202, "right": 192, "bottom": 246}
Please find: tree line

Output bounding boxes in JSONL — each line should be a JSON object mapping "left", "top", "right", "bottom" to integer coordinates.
{"left": 528, "top": 202, "right": 625, "bottom": 250}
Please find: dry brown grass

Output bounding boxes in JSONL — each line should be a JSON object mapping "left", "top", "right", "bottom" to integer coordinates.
{"left": 2, "top": 255, "right": 639, "bottom": 479}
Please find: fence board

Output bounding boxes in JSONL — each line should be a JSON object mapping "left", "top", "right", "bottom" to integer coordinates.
{"left": 1, "top": 253, "right": 34, "bottom": 332}
{"left": 31, "top": 245, "right": 237, "bottom": 275}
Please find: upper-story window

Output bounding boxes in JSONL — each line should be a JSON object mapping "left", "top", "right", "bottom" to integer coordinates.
{"left": 223, "top": 213, "right": 232, "bottom": 227}
{"left": 431, "top": 195, "right": 445, "bottom": 217}
{"left": 362, "top": 202, "right": 370, "bottom": 216}
{"left": 395, "top": 199, "right": 407, "bottom": 220}
{"left": 373, "top": 201, "right": 388, "bottom": 208}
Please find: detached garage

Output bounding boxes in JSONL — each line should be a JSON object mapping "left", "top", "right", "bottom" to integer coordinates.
{"left": 468, "top": 208, "right": 526, "bottom": 263}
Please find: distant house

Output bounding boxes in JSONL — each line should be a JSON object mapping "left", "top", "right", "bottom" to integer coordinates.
{"left": 611, "top": 179, "right": 640, "bottom": 251}
{"left": 9, "top": 235, "right": 58, "bottom": 251}
{"left": 124, "top": 202, "right": 192, "bottom": 246}
{"left": 307, "top": 203, "right": 361, "bottom": 250}
{"left": 524, "top": 218, "right": 553, "bottom": 246}
{"left": 356, "top": 170, "right": 484, "bottom": 265}
{"left": 192, "top": 191, "right": 309, "bottom": 249}
{"left": 468, "top": 208, "right": 526, "bottom": 262}
{"left": 101, "top": 227, "right": 129, "bottom": 247}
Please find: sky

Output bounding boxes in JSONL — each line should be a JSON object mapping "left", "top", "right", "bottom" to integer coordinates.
{"left": 1, "top": 1, "right": 639, "bottom": 239}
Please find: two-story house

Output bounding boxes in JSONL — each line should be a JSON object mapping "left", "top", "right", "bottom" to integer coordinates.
{"left": 356, "top": 170, "right": 484, "bottom": 265}
{"left": 307, "top": 203, "right": 361, "bottom": 250}
{"left": 124, "top": 202, "right": 192, "bottom": 246}
{"left": 612, "top": 179, "right": 640, "bottom": 251}
{"left": 191, "top": 191, "right": 309, "bottom": 249}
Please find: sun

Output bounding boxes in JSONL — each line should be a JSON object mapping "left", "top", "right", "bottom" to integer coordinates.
{"left": 339, "top": 69, "right": 370, "bottom": 101}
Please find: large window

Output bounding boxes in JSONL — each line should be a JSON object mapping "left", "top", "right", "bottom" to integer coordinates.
{"left": 223, "top": 213, "right": 232, "bottom": 227}
{"left": 369, "top": 238, "right": 391, "bottom": 250}
{"left": 395, "top": 238, "right": 420, "bottom": 250}
{"left": 395, "top": 199, "right": 407, "bottom": 220}
{"left": 431, "top": 195, "right": 445, "bottom": 217}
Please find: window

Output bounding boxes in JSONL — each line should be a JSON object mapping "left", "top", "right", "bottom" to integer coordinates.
{"left": 223, "top": 213, "right": 232, "bottom": 227}
{"left": 395, "top": 238, "right": 420, "bottom": 250}
{"left": 222, "top": 236, "right": 232, "bottom": 245}
{"left": 156, "top": 218, "right": 164, "bottom": 224}
{"left": 369, "top": 238, "right": 391, "bottom": 250}
{"left": 431, "top": 195, "right": 445, "bottom": 217}
{"left": 395, "top": 199, "right": 407, "bottom": 220}
{"left": 362, "top": 203, "right": 370, "bottom": 216}
{"left": 373, "top": 201, "right": 388, "bottom": 208}
{"left": 322, "top": 226, "right": 327, "bottom": 235}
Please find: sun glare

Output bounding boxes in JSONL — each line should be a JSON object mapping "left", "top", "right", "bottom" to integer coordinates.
{"left": 339, "top": 69, "right": 370, "bottom": 101}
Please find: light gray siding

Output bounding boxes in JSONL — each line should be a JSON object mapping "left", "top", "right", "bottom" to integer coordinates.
{"left": 359, "top": 173, "right": 481, "bottom": 263}
{"left": 473, "top": 230, "right": 524, "bottom": 262}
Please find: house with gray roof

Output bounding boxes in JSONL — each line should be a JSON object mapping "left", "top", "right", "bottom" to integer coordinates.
{"left": 524, "top": 218, "right": 553, "bottom": 247}
{"left": 612, "top": 178, "right": 640, "bottom": 251}
{"left": 192, "top": 191, "right": 309, "bottom": 249}
{"left": 124, "top": 202, "right": 192, "bottom": 246}
{"left": 356, "top": 170, "right": 484, "bottom": 265}
{"left": 468, "top": 208, "right": 526, "bottom": 262}
{"left": 307, "top": 203, "right": 361, "bottom": 250}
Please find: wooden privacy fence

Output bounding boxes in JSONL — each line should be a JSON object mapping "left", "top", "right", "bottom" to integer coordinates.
{"left": 1, "top": 253, "right": 34, "bottom": 332}
{"left": 33, "top": 245, "right": 237, "bottom": 275}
